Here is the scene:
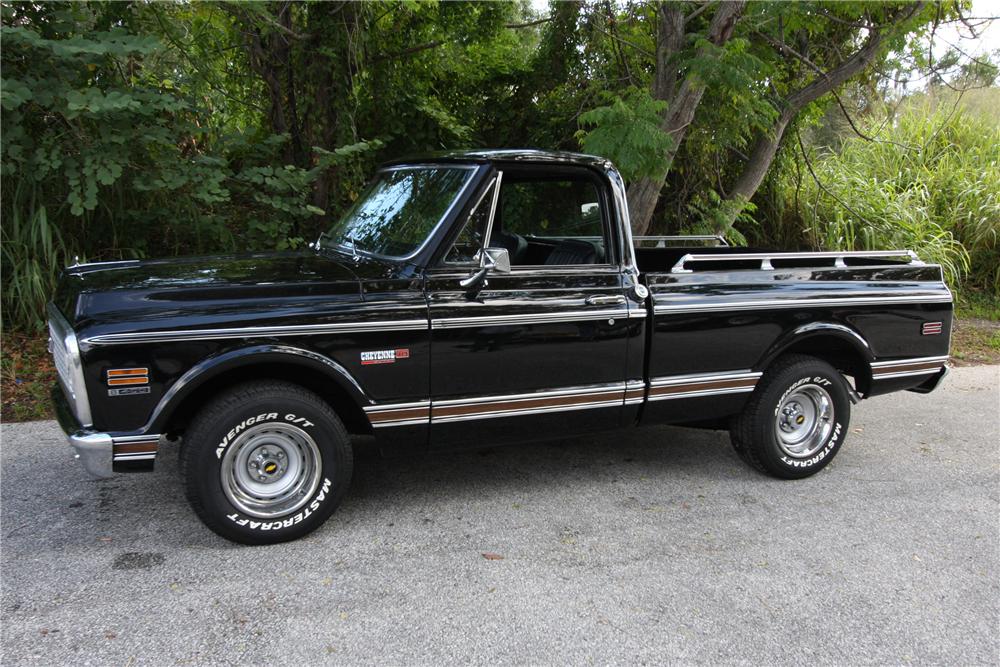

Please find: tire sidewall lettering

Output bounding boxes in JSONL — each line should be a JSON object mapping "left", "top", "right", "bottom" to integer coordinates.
{"left": 284, "top": 414, "right": 315, "bottom": 428}
{"left": 773, "top": 372, "right": 845, "bottom": 470}
{"left": 214, "top": 412, "right": 315, "bottom": 459}
{"left": 773, "top": 376, "right": 812, "bottom": 418}
{"left": 225, "top": 477, "right": 333, "bottom": 531}
{"left": 780, "top": 421, "right": 843, "bottom": 468}
{"left": 212, "top": 408, "right": 329, "bottom": 533}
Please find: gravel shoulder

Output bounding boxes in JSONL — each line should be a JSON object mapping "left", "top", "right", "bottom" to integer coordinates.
{"left": 2, "top": 366, "right": 998, "bottom": 666}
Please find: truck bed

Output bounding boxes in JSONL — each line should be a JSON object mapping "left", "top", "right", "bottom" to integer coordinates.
{"left": 633, "top": 240, "right": 952, "bottom": 427}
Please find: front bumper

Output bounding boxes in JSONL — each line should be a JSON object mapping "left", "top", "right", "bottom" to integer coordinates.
{"left": 52, "top": 386, "right": 159, "bottom": 477}
{"left": 53, "top": 385, "right": 113, "bottom": 477}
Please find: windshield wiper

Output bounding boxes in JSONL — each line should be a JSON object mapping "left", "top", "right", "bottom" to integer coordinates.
{"left": 316, "top": 230, "right": 365, "bottom": 263}
{"left": 316, "top": 230, "right": 334, "bottom": 249}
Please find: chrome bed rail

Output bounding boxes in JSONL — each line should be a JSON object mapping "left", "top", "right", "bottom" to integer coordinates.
{"left": 670, "top": 249, "right": 923, "bottom": 274}
{"left": 634, "top": 235, "right": 729, "bottom": 248}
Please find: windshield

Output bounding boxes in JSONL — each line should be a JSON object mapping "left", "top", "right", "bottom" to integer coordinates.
{"left": 319, "top": 166, "right": 475, "bottom": 259}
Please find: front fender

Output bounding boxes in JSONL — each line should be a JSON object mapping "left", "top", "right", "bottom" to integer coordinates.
{"left": 143, "top": 344, "right": 372, "bottom": 433}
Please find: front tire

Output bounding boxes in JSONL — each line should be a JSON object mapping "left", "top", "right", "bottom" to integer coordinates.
{"left": 180, "top": 381, "right": 353, "bottom": 544}
{"left": 731, "top": 354, "right": 851, "bottom": 479}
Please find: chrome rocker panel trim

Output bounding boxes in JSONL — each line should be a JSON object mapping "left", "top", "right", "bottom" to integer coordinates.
{"left": 367, "top": 383, "right": 628, "bottom": 427}
{"left": 870, "top": 355, "right": 949, "bottom": 381}
{"left": 646, "top": 370, "right": 762, "bottom": 402}
{"left": 364, "top": 400, "right": 432, "bottom": 428}
{"left": 367, "top": 371, "right": 764, "bottom": 428}
{"left": 870, "top": 355, "right": 951, "bottom": 368}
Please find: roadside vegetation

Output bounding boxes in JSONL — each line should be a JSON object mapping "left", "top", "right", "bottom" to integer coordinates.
{"left": 784, "top": 92, "right": 1000, "bottom": 294}
{"left": 2, "top": 2, "right": 998, "bottom": 421}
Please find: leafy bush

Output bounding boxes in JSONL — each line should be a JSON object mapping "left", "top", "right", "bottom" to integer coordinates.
{"left": 787, "top": 98, "right": 1000, "bottom": 292}
{"left": 576, "top": 89, "right": 674, "bottom": 181}
{"left": 0, "top": 6, "right": 378, "bottom": 331}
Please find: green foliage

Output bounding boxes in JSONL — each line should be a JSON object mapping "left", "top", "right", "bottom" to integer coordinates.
{"left": 1, "top": 2, "right": 382, "bottom": 329}
{"left": 1, "top": 187, "right": 66, "bottom": 331}
{"left": 786, "top": 98, "right": 1000, "bottom": 291}
{"left": 955, "top": 290, "right": 1000, "bottom": 321}
{"left": 577, "top": 89, "right": 673, "bottom": 181}
{"left": 1, "top": 0, "right": 994, "bottom": 331}
{"left": 684, "top": 191, "right": 757, "bottom": 246}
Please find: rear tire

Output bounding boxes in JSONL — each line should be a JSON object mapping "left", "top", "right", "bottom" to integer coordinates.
{"left": 180, "top": 381, "right": 353, "bottom": 545}
{"left": 731, "top": 354, "right": 851, "bottom": 479}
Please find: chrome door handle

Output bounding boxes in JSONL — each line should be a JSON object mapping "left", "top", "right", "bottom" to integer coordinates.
{"left": 585, "top": 295, "right": 627, "bottom": 306}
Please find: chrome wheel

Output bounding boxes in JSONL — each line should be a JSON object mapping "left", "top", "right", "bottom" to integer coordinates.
{"left": 775, "top": 384, "right": 834, "bottom": 458}
{"left": 220, "top": 423, "right": 322, "bottom": 519}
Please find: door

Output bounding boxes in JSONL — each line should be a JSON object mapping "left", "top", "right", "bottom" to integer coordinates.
{"left": 425, "top": 165, "right": 633, "bottom": 449}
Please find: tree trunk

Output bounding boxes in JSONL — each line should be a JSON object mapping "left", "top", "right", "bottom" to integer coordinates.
{"left": 307, "top": 2, "right": 362, "bottom": 216}
{"left": 718, "top": 3, "right": 922, "bottom": 232}
{"left": 725, "top": 110, "right": 793, "bottom": 208}
{"left": 627, "top": 1, "right": 745, "bottom": 235}
{"left": 280, "top": 3, "right": 306, "bottom": 169}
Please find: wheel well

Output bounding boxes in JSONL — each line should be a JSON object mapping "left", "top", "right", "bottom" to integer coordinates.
{"left": 161, "top": 363, "right": 372, "bottom": 437}
{"left": 774, "top": 335, "right": 872, "bottom": 396}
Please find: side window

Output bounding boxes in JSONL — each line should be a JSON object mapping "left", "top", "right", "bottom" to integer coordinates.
{"left": 494, "top": 176, "right": 607, "bottom": 267}
{"left": 444, "top": 178, "right": 498, "bottom": 265}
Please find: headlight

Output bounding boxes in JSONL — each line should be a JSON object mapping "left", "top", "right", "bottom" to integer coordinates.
{"left": 47, "top": 303, "right": 93, "bottom": 427}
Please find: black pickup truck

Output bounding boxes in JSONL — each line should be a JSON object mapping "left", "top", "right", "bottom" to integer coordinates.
{"left": 49, "top": 150, "right": 952, "bottom": 544}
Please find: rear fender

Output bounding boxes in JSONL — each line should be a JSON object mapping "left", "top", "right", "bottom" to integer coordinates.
{"left": 757, "top": 322, "right": 875, "bottom": 394}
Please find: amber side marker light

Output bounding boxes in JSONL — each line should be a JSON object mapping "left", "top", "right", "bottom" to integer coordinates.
{"left": 107, "top": 368, "right": 149, "bottom": 386}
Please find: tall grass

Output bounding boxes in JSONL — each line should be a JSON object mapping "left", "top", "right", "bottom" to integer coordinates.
{"left": 1, "top": 185, "right": 72, "bottom": 331}
{"left": 788, "top": 97, "right": 1000, "bottom": 293}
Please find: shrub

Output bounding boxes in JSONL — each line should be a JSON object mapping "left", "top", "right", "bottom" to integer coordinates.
{"left": 786, "top": 96, "right": 1000, "bottom": 293}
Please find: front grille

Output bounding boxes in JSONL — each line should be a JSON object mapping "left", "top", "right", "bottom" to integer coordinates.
{"left": 47, "top": 303, "right": 92, "bottom": 426}
{"left": 49, "top": 320, "right": 74, "bottom": 396}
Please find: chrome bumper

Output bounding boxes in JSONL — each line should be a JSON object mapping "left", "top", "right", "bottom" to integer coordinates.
{"left": 69, "top": 431, "right": 115, "bottom": 478}
{"left": 52, "top": 385, "right": 159, "bottom": 477}
{"left": 53, "top": 384, "right": 113, "bottom": 477}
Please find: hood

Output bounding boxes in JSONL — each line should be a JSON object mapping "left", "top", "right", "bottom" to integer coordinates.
{"left": 53, "top": 251, "right": 372, "bottom": 329}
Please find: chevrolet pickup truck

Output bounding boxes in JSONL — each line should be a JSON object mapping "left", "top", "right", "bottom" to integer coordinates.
{"left": 49, "top": 150, "right": 952, "bottom": 544}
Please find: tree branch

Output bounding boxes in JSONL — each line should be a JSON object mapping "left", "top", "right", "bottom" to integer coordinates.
{"left": 830, "top": 92, "right": 916, "bottom": 150}
{"left": 796, "top": 129, "right": 875, "bottom": 231}
{"left": 505, "top": 16, "right": 553, "bottom": 29}
{"left": 589, "top": 18, "right": 655, "bottom": 59}
{"left": 373, "top": 40, "right": 445, "bottom": 63}
{"left": 684, "top": 1, "right": 715, "bottom": 26}
{"left": 755, "top": 27, "right": 918, "bottom": 149}
{"left": 782, "top": 4, "right": 913, "bottom": 116}
{"left": 373, "top": 16, "right": 556, "bottom": 63}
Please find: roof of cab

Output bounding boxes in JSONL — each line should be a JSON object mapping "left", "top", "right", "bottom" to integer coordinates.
{"left": 380, "top": 149, "right": 613, "bottom": 170}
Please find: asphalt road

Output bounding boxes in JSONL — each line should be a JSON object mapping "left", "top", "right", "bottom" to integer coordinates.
{"left": 2, "top": 366, "right": 998, "bottom": 666}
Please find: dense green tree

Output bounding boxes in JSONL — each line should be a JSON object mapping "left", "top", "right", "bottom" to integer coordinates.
{"left": 574, "top": 1, "right": 954, "bottom": 235}
{"left": 1, "top": 0, "right": 995, "bottom": 330}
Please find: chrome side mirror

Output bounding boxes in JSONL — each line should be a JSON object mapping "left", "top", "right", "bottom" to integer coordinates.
{"left": 459, "top": 246, "right": 510, "bottom": 288}
{"left": 484, "top": 247, "right": 511, "bottom": 274}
